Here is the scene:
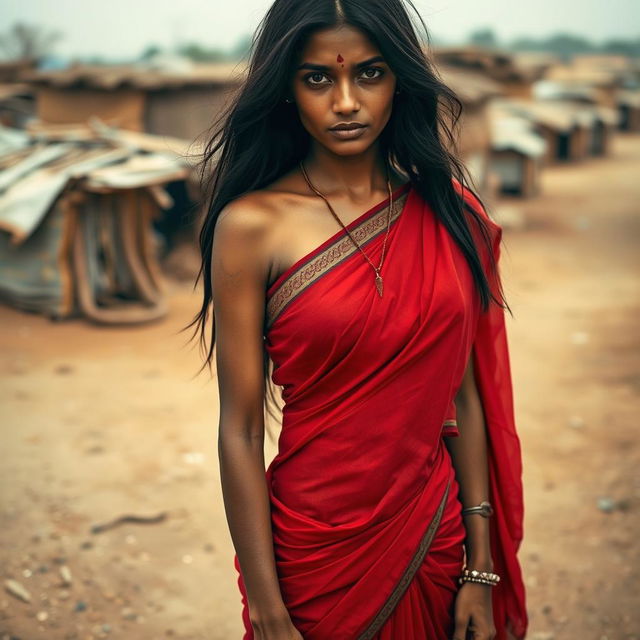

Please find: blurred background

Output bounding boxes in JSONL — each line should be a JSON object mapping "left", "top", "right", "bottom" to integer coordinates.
{"left": 0, "top": 1, "right": 638, "bottom": 639}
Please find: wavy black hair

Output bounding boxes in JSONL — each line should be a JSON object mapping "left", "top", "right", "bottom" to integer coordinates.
{"left": 182, "top": 0, "right": 510, "bottom": 432}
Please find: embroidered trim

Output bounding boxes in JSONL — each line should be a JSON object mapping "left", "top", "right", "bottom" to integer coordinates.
{"left": 265, "top": 191, "right": 410, "bottom": 330}
{"left": 443, "top": 419, "right": 458, "bottom": 427}
{"left": 356, "top": 477, "right": 451, "bottom": 640}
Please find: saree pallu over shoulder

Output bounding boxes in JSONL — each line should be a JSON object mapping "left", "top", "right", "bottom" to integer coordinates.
{"left": 455, "top": 179, "right": 528, "bottom": 640}
{"left": 234, "top": 181, "right": 527, "bottom": 640}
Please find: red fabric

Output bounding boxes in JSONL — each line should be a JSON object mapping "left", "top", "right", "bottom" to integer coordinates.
{"left": 233, "top": 181, "right": 527, "bottom": 639}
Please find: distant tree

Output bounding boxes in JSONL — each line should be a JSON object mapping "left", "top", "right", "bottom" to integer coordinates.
{"left": 509, "top": 32, "right": 600, "bottom": 60}
{"left": 469, "top": 28, "right": 498, "bottom": 48}
{"left": 509, "top": 36, "right": 545, "bottom": 52}
{"left": 229, "top": 34, "right": 253, "bottom": 60}
{"left": 176, "top": 42, "right": 227, "bottom": 62}
{"left": 0, "top": 21, "right": 62, "bottom": 62}
{"left": 546, "top": 33, "right": 595, "bottom": 57}
{"left": 602, "top": 37, "right": 640, "bottom": 57}
{"left": 140, "top": 44, "right": 163, "bottom": 61}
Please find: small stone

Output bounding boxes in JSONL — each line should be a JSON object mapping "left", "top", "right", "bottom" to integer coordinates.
{"left": 568, "top": 415, "right": 584, "bottom": 429}
{"left": 570, "top": 331, "right": 589, "bottom": 345}
{"left": 54, "top": 364, "right": 74, "bottom": 375}
{"left": 4, "top": 579, "right": 32, "bottom": 603}
{"left": 182, "top": 451, "right": 205, "bottom": 465}
{"left": 597, "top": 497, "right": 616, "bottom": 513}
{"left": 74, "top": 600, "right": 87, "bottom": 612}
{"left": 574, "top": 216, "right": 591, "bottom": 231}
{"left": 530, "top": 633, "right": 555, "bottom": 640}
{"left": 36, "top": 610, "right": 49, "bottom": 622}
{"left": 121, "top": 607, "right": 137, "bottom": 621}
{"left": 182, "top": 554, "right": 193, "bottom": 565}
{"left": 60, "top": 566, "right": 72, "bottom": 586}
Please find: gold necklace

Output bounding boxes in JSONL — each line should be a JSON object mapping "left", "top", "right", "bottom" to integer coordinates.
{"left": 298, "top": 161, "right": 394, "bottom": 298}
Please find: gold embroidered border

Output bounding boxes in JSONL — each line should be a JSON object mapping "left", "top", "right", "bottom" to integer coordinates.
{"left": 265, "top": 191, "right": 409, "bottom": 330}
{"left": 356, "top": 477, "right": 451, "bottom": 640}
{"left": 443, "top": 419, "right": 458, "bottom": 427}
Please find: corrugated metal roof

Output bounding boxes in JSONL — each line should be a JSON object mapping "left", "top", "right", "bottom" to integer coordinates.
{"left": 433, "top": 46, "right": 549, "bottom": 83}
{"left": 21, "top": 61, "right": 248, "bottom": 90}
{"left": 493, "top": 97, "right": 617, "bottom": 132}
{"left": 618, "top": 89, "right": 640, "bottom": 108}
{"left": 488, "top": 104, "right": 547, "bottom": 157}
{"left": 437, "top": 64, "right": 503, "bottom": 104}
{"left": 0, "top": 118, "right": 194, "bottom": 244}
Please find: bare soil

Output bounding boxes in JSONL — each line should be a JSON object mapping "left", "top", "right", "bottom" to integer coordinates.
{"left": 1, "top": 134, "right": 639, "bottom": 640}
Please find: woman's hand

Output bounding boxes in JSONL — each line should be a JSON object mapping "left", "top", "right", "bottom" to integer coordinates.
{"left": 251, "top": 607, "right": 304, "bottom": 639}
{"left": 452, "top": 582, "right": 496, "bottom": 640}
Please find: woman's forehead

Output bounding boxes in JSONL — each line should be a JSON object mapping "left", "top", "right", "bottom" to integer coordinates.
{"left": 299, "top": 25, "right": 380, "bottom": 62}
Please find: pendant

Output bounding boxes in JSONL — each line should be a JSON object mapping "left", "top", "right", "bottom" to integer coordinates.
{"left": 375, "top": 274, "right": 384, "bottom": 298}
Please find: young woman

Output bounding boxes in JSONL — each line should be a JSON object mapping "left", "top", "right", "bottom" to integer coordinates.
{"left": 185, "top": 1, "right": 528, "bottom": 638}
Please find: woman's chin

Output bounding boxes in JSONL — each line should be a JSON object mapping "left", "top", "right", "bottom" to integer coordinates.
{"left": 321, "top": 136, "right": 376, "bottom": 157}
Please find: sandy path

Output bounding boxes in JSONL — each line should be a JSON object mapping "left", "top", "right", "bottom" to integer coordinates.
{"left": 1, "top": 134, "right": 639, "bottom": 640}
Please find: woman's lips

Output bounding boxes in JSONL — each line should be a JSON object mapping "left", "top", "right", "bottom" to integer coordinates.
{"left": 328, "top": 124, "right": 369, "bottom": 140}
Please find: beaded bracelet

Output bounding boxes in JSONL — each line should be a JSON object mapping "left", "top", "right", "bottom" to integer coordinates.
{"left": 458, "top": 568, "right": 501, "bottom": 587}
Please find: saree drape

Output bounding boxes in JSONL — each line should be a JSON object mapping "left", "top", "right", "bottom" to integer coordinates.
{"left": 233, "top": 180, "right": 528, "bottom": 640}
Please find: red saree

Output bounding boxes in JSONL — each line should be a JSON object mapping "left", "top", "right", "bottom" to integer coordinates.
{"left": 233, "top": 179, "right": 528, "bottom": 639}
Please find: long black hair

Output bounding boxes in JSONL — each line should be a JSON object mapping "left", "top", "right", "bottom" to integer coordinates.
{"left": 182, "top": 0, "right": 511, "bottom": 435}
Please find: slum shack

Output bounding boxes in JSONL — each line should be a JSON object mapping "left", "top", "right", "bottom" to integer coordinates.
{"left": 0, "top": 119, "right": 200, "bottom": 325}
{"left": 488, "top": 101, "right": 546, "bottom": 198}
{"left": 436, "top": 64, "right": 503, "bottom": 196}
{"left": 19, "top": 59, "right": 246, "bottom": 142}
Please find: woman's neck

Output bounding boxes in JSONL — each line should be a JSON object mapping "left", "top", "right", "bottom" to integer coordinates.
{"left": 302, "top": 142, "right": 398, "bottom": 202}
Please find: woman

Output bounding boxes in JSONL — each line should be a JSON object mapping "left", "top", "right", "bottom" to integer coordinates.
{"left": 185, "top": 1, "right": 528, "bottom": 638}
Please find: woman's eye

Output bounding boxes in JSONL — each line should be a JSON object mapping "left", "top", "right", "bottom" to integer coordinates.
{"left": 361, "top": 67, "right": 383, "bottom": 80}
{"left": 306, "top": 72, "right": 329, "bottom": 85}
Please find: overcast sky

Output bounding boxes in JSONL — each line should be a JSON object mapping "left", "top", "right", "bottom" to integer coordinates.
{"left": 1, "top": 0, "right": 639, "bottom": 61}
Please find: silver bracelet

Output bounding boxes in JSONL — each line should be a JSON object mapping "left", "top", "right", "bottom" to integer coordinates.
{"left": 461, "top": 500, "right": 494, "bottom": 517}
{"left": 459, "top": 567, "right": 501, "bottom": 586}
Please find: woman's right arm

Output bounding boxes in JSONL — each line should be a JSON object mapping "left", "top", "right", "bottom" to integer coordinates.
{"left": 211, "top": 200, "right": 302, "bottom": 639}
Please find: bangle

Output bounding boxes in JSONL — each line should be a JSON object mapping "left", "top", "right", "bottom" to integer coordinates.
{"left": 461, "top": 500, "right": 494, "bottom": 517}
{"left": 458, "top": 567, "right": 501, "bottom": 587}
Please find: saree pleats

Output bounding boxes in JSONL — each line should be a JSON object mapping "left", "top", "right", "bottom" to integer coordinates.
{"left": 233, "top": 181, "right": 527, "bottom": 639}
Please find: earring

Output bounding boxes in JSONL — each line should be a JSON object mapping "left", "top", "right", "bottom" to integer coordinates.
{"left": 285, "top": 97, "right": 293, "bottom": 103}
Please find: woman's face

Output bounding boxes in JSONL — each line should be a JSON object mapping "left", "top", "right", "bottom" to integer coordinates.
{"left": 291, "top": 24, "right": 397, "bottom": 156}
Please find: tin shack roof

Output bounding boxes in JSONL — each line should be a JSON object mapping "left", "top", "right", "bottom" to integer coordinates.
{"left": 0, "top": 118, "right": 198, "bottom": 245}
{"left": 20, "top": 60, "right": 249, "bottom": 91}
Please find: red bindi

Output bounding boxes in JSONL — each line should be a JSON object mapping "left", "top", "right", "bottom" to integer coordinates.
{"left": 337, "top": 54, "right": 344, "bottom": 63}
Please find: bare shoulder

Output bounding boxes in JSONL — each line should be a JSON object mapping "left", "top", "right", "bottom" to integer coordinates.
{"left": 215, "top": 191, "right": 277, "bottom": 245}
{"left": 211, "top": 185, "right": 300, "bottom": 291}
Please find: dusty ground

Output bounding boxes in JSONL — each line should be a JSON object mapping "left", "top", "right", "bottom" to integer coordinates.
{"left": 1, "top": 134, "right": 639, "bottom": 640}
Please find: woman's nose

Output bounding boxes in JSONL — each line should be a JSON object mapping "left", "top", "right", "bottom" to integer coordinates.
{"left": 332, "top": 81, "right": 360, "bottom": 114}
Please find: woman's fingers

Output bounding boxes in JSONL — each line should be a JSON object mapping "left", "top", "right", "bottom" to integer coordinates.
{"left": 451, "top": 611, "right": 469, "bottom": 640}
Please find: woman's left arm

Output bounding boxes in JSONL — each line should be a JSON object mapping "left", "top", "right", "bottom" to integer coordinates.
{"left": 447, "top": 353, "right": 494, "bottom": 572}
{"left": 444, "top": 353, "right": 497, "bottom": 640}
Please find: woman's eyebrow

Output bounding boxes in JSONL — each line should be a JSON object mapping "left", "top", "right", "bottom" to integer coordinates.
{"left": 297, "top": 55, "right": 385, "bottom": 71}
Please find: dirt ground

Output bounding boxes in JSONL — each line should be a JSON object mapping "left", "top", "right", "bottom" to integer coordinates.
{"left": 1, "top": 134, "right": 639, "bottom": 640}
